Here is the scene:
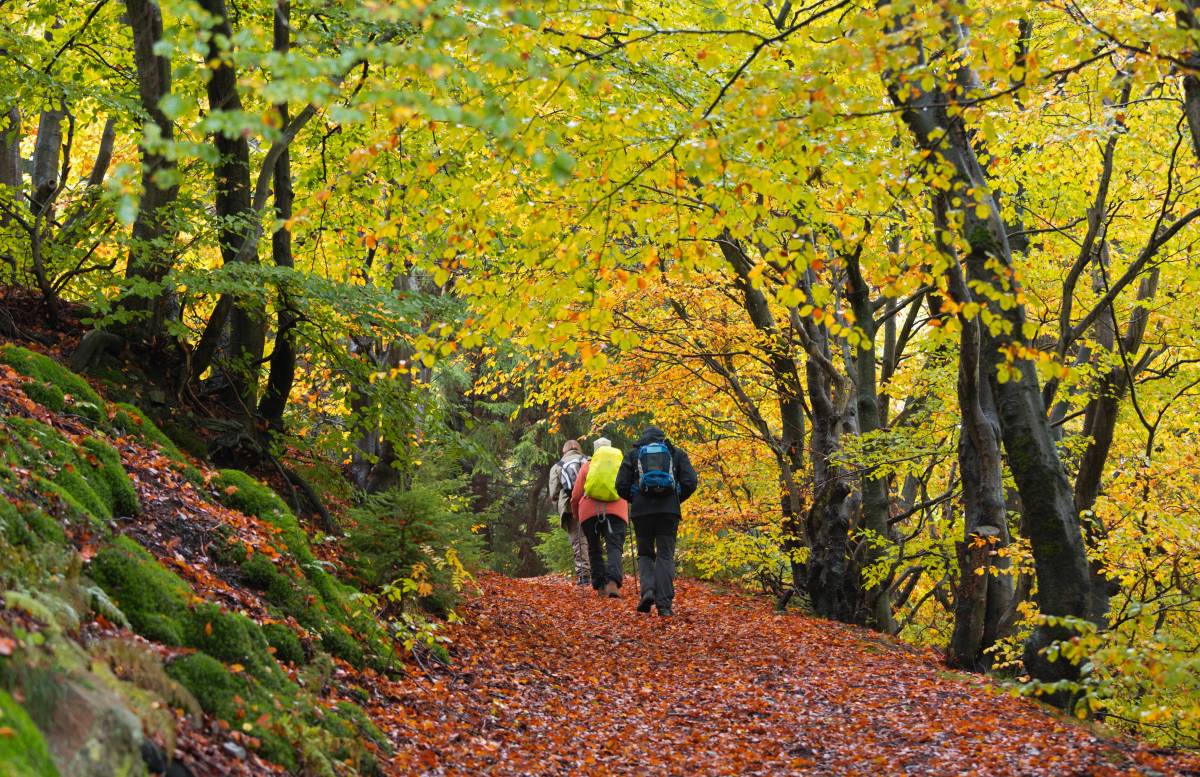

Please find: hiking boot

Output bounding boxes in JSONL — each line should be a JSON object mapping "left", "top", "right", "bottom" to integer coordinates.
{"left": 594, "top": 587, "right": 606, "bottom": 598}
{"left": 657, "top": 606, "right": 673, "bottom": 617}
{"left": 604, "top": 581, "right": 620, "bottom": 598}
{"left": 636, "top": 594, "right": 654, "bottom": 613}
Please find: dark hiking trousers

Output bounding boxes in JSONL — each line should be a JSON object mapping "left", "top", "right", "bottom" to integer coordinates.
{"left": 633, "top": 514, "right": 679, "bottom": 609}
{"left": 582, "top": 513, "right": 626, "bottom": 590}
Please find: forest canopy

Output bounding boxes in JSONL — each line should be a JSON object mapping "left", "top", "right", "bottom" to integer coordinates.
{"left": 4, "top": 0, "right": 1200, "bottom": 749}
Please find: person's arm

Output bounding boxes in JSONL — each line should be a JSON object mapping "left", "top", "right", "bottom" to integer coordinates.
{"left": 571, "top": 462, "right": 587, "bottom": 518}
{"left": 616, "top": 449, "right": 636, "bottom": 501}
{"left": 548, "top": 461, "right": 561, "bottom": 504}
{"left": 676, "top": 448, "right": 698, "bottom": 502}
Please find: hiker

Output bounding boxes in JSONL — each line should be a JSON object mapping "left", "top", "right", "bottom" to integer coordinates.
{"left": 616, "top": 426, "right": 698, "bottom": 617}
{"left": 548, "top": 439, "right": 590, "bottom": 586}
{"left": 570, "top": 437, "right": 629, "bottom": 598}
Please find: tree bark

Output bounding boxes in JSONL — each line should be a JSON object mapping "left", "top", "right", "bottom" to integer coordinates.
{"left": 30, "top": 109, "right": 63, "bottom": 216}
{"left": 258, "top": 0, "right": 297, "bottom": 430}
{"left": 845, "top": 251, "right": 896, "bottom": 632}
{"left": 0, "top": 107, "right": 19, "bottom": 192}
{"left": 883, "top": 5, "right": 1094, "bottom": 684}
{"left": 198, "top": 0, "right": 264, "bottom": 409}
{"left": 121, "top": 0, "right": 180, "bottom": 342}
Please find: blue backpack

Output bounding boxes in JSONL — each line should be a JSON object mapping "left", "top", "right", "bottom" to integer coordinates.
{"left": 637, "top": 441, "right": 677, "bottom": 496}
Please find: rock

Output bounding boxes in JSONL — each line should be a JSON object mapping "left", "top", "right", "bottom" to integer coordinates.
{"left": 221, "top": 741, "right": 247, "bottom": 760}
{"left": 42, "top": 675, "right": 145, "bottom": 777}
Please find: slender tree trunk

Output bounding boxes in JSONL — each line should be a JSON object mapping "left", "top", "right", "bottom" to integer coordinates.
{"left": 30, "top": 109, "right": 63, "bottom": 216}
{"left": 259, "top": 0, "right": 296, "bottom": 430}
{"left": 0, "top": 107, "right": 19, "bottom": 192}
{"left": 939, "top": 201, "right": 1012, "bottom": 670}
{"left": 198, "top": 0, "right": 264, "bottom": 408}
{"left": 845, "top": 252, "right": 896, "bottom": 632}
{"left": 121, "top": 0, "right": 180, "bottom": 343}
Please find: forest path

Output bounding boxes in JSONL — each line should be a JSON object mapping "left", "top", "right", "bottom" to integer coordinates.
{"left": 382, "top": 574, "right": 1199, "bottom": 776}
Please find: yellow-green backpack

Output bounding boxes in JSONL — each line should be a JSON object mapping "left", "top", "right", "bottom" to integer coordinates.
{"left": 583, "top": 446, "right": 623, "bottom": 502}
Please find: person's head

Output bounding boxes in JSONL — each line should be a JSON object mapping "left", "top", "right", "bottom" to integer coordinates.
{"left": 641, "top": 425, "right": 665, "bottom": 441}
{"left": 562, "top": 439, "right": 582, "bottom": 455}
{"left": 593, "top": 437, "right": 611, "bottom": 452}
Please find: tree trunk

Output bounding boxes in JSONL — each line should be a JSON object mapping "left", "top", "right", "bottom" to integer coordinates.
{"left": 30, "top": 109, "right": 63, "bottom": 216}
{"left": 940, "top": 213, "right": 1012, "bottom": 670}
{"left": 0, "top": 107, "right": 19, "bottom": 192}
{"left": 845, "top": 252, "right": 896, "bottom": 632}
{"left": 198, "top": 0, "right": 263, "bottom": 409}
{"left": 121, "top": 0, "right": 180, "bottom": 343}
{"left": 883, "top": 6, "right": 1094, "bottom": 684}
{"left": 258, "top": 0, "right": 296, "bottom": 430}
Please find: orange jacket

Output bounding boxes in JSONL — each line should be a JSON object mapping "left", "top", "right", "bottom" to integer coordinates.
{"left": 570, "top": 461, "right": 629, "bottom": 523}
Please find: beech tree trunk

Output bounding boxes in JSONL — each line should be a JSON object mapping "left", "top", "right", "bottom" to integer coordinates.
{"left": 122, "top": 0, "right": 180, "bottom": 343}
{"left": 198, "top": 0, "right": 264, "bottom": 408}
{"left": 884, "top": 6, "right": 1095, "bottom": 684}
{"left": 259, "top": 0, "right": 297, "bottom": 430}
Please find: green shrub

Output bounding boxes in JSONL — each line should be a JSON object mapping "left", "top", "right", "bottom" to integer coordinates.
{"left": 533, "top": 525, "right": 574, "bottom": 575}
{"left": 263, "top": 623, "right": 305, "bottom": 665}
{"left": 80, "top": 437, "right": 139, "bottom": 517}
{"left": 0, "top": 345, "right": 105, "bottom": 424}
{"left": 89, "top": 536, "right": 189, "bottom": 645}
{"left": 0, "top": 688, "right": 59, "bottom": 777}
{"left": 346, "top": 483, "right": 483, "bottom": 615}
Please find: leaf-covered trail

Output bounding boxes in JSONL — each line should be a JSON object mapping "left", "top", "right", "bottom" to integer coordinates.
{"left": 382, "top": 575, "right": 1200, "bottom": 776}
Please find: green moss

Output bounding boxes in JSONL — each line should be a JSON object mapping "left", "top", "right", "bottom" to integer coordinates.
{"left": 263, "top": 623, "right": 305, "bottom": 666}
{"left": 110, "top": 403, "right": 183, "bottom": 458}
{"left": 332, "top": 701, "right": 390, "bottom": 753}
{"left": 3, "top": 417, "right": 115, "bottom": 523}
{"left": 165, "top": 653, "right": 297, "bottom": 772}
{"left": 31, "top": 475, "right": 102, "bottom": 527}
{"left": 19, "top": 381, "right": 64, "bottom": 413}
{"left": 0, "top": 345, "right": 105, "bottom": 424}
{"left": 164, "top": 653, "right": 242, "bottom": 718}
{"left": 240, "top": 555, "right": 304, "bottom": 614}
{"left": 0, "top": 688, "right": 59, "bottom": 777}
{"left": 89, "top": 536, "right": 189, "bottom": 646}
{"left": 183, "top": 604, "right": 276, "bottom": 677}
{"left": 213, "top": 470, "right": 315, "bottom": 565}
{"left": 319, "top": 626, "right": 364, "bottom": 668}
{"left": 0, "top": 499, "right": 66, "bottom": 548}
{"left": 80, "top": 437, "right": 139, "bottom": 517}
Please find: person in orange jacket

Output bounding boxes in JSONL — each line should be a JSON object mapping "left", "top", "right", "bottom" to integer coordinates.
{"left": 571, "top": 438, "right": 629, "bottom": 597}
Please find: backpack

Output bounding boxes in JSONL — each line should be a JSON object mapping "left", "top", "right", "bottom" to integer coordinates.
{"left": 583, "top": 447, "right": 623, "bottom": 502}
{"left": 558, "top": 456, "right": 585, "bottom": 494}
{"left": 637, "top": 441, "right": 677, "bottom": 497}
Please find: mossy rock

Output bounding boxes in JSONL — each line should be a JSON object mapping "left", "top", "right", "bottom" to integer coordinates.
{"left": 80, "top": 438, "right": 139, "bottom": 517}
{"left": 3, "top": 417, "right": 117, "bottom": 524}
{"left": 182, "top": 604, "right": 277, "bottom": 678}
{"left": 213, "top": 470, "right": 315, "bottom": 566}
{"left": 30, "top": 476, "right": 103, "bottom": 527}
{"left": 0, "top": 688, "right": 60, "bottom": 777}
{"left": 263, "top": 623, "right": 305, "bottom": 666}
{"left": 163, "top": 653, "right": 242, "bottom": 720}
{"left": 165, "top": 653, "right": 297, "bottom": 772}
{"left": 319, "top": 626, "right": 364, "bottom": 669}
{"left": 0, "top": 500, "right": 66, "bottom": 548}
{"left": 0, "top": 345, "right": 105, "bottom": 425}
{"left": 89, "top": 537, "right": 189, "bottom": 646}
{"left": 110, "top": 403, "right": 177, "bottom": 455}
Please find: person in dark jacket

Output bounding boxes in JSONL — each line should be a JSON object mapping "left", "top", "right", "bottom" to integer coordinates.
{"left": 615, "top": 426, "right": 698, "bottom": 616}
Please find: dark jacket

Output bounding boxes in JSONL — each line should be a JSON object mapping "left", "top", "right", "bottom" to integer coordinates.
{"left": 615, "top": 427, "right": 698, "bottom": 519}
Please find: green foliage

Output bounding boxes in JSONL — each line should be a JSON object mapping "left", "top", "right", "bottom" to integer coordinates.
{"left": 89, "top": 536, "right": 190, "bottom": 646}
{"left": 163, "top": 653, "right": 243, "bottom": 722}
{"left": 0, "top": 689, "right": 59, "bottom": 777}
{"left": 346, "top": 483, "right": 483, "bottom": 615}
{"left": 0, "top": 345, "right": 105, "bottom": 424}
{"left": 533, "top": 525, "right": 574, "bottom": 575}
